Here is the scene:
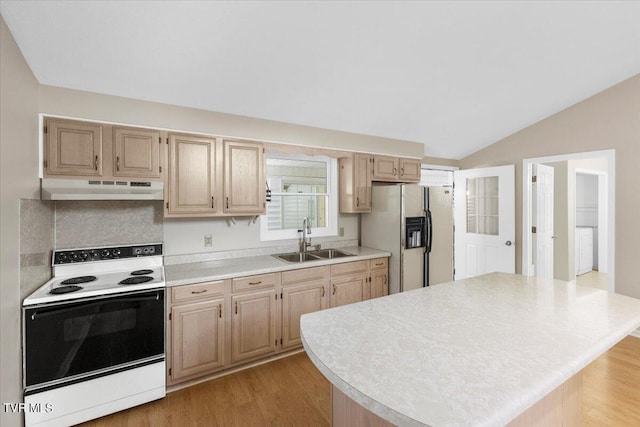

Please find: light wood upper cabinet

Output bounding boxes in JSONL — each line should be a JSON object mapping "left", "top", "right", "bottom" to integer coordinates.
{"left": 167, "top": 134, "right": 218, "bottom": 216}
{"left": 281, "top": 280, "right": 329, "bottom": 350}
{"left": 45, "top": 119, "right": 103, "bottom": 177}
{"left": 399, "top": 158, "right": 421, "bottom": 182}
{"left": 113, "top": 127, "right": 161, "bottom": 178}
{"left": 371, "top": 155, "right": 421, "bottom": 183}
{"left": 339, "top": 153, "right": 372, "bottom": 213}
{"left": 170, "top": 298, "right": 225, "bottom": 382}
{"left": 223, "top": 140, "right": 265, "bottom": 214}
{"left": 231, "top": 289, "right": 277, "bottom": 363}
{"left": 372, "top": 155, "right": 399, "bottom": 181}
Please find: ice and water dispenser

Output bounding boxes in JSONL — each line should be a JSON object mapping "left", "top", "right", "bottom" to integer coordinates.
{"left": 405, "top": 216, "right": 426, "bottom": 249}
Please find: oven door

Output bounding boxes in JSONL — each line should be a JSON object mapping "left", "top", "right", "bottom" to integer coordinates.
{"left": 24, "top": 289, "right": 164, "bottom": 394}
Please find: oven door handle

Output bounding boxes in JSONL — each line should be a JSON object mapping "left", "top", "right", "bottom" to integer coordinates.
{"left": 29, "top": 292, "right": 162, "bottom": 321}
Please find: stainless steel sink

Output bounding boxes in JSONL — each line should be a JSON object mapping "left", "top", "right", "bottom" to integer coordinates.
{"left": 276, "top": 252, "right": 322, "bottom": 263}
{"left": 274, "top": 249, "right": 354, "bottom": 263}
{"left": 308, "top": 249, "right": 354, "bottom": 259}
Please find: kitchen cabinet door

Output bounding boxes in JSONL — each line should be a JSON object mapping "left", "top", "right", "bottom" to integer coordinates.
{"left": 399, "top": 158, "right": 421, "bottom": 182}
{"left": 281, "top": 280, "right": 329, "bottom": 350}
{"left": 372, "top": 155, "right": 399, "bottom": 181}
{"left": 223, "top": 140, "right": 266, "bottom": 214}
{"left": 231, "top": 289, "right": 277, "bottom": 363}
{"left": 167, "top": 134, "right": 218, "bottom": 216}
{"left": 113, "top": 127, "right": 161, "bottom": 179}
{"left": 330, "top": 274, "right": 368, "bottom": 308}
{"left": 170, "top": 299, "right": 225, "bottom": 381}
{"left": 370, "top": 269, "right": 389, "bottom": 299}
{"left": 339, "top": 153, "right": 372, "bottom": 213}
{"left": 45, "top": 119, "right": 103, "bottom": 177}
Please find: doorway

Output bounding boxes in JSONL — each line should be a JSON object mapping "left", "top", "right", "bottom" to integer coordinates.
{"left": 522, "top": 150, "right": 615, "bottom": 292}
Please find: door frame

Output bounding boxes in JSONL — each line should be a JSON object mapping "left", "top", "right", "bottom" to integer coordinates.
{"left": 522, "top": 149, "right": 615, "bottom": 291}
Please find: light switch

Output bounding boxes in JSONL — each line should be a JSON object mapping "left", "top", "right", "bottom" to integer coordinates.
{"left": 204, "top": 235, "right": 213, "bottom": 247}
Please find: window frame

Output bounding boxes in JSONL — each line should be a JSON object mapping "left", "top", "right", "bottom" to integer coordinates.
{"left": 260, "top": 151, "right": 338, "bottom": 241}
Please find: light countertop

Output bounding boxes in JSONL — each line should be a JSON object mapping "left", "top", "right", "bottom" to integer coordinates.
{"left": 164, "top": 246, "right": 390, "bottom": 287}
{"left": 300, "top": 272, "right": 640, "bottom": 427}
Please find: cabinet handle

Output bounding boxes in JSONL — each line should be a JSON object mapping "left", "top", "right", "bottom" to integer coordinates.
{"left": 235, "top": 301, "right": 238, "bottom": 314}
{"left": 384, "top": 276, "right": 387, "bottom": 284}
{"left": 356, "top": 197, "right": 360, "bottom": 207}
{"left": 322, "top": 286, "right": 325, "bottom": 297}
{"left": 116, "top": 156, "right": 120, "bottom": 171}
{"left": 393, "top": 167, "right": 397, "bottom": 176}
{"left": 211, "top": 196, "right": 215, "bottom": 209}
{"left": 226, "top": 197, "right": 229, "bottom": 209}
{"left": 375, "top": 262, "right": 384, "bottom": 266}
{"left": 218, "top": 304, "right": 222, "bottom": 318}
{"left": 400, "top": 168, "right": 404, "bottom": 176}
{"left": 332, "top": 284, "right": 336, "bottom": 295}
{"left": 248, "top": 281, "right": 262, "bottom": 285}
{"left": 191, "top": 289, "right": 207, "bottom": 294}
{"left": 94, "top": 155, "right": 99, "bottom": 170}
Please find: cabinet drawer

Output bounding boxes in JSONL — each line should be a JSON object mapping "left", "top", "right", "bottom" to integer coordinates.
{"left": 369, "top": 258, "right": 388, "bottom": 271}
{"left": 330, "top": 261, "right": 368, "bottom": 277}
{"left": 171, "top": 280, "right": 224, "bottom": 303}
{"left": 282, "top": 266, "right": 329, "bottom": 285}
{"left": 233, "top": 273, "right": 278, "bottom": 293}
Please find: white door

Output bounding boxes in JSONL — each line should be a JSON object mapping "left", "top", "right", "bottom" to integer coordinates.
{"left": 533, "top": 164, "right": 554, "bottom": 279}
{"left": 454, "top": 165, "right": 515, "bottom": 279}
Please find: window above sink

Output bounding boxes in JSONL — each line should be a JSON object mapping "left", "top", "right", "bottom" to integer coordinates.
{"left": 260, "top": 152, "right": 338, "bottom": 241}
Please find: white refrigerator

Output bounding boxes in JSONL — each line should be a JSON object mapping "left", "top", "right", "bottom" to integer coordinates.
{"left": 361, "top": 184, "right": 453, "bottom": 294}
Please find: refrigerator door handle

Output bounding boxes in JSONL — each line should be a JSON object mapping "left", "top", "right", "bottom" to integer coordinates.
{"left": 426, "top": 209, "right": 433, "bottom": 253}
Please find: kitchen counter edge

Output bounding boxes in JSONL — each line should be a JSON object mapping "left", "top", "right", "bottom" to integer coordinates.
{"left": 164, "top": 246, "right": 391, "bottom": 287}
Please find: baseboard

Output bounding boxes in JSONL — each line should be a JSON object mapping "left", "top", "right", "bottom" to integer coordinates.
{"left": 630, "top": 328, "right": 640, "bottom": 339}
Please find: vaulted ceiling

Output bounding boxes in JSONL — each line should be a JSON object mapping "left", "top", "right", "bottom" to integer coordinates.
{"left": 2, "top": 1, "right": 638, "bottom": 159}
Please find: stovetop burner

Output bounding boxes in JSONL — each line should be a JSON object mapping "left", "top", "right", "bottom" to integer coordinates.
{"left": 49, "top": 285, "right": 83, "bottom": 295}
{"left": 119, "top": 276, "right": 154, "bottom": 285}
{"left": 61, "top": 276, "right": 97, "bottom": 285}
{"left": 131, "top": 269, "right": 154, "bottom": 276}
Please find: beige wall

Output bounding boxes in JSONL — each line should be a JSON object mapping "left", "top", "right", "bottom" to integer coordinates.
{"left": 461, "top": 74, "right": 640, "bottom": 299}
{"left": 1, "top": 16, "right": 41, "bottom": 427}
{"left": 422, "top": 156, "right": 460, "bottom": 168}
{"left": 39, "top": 85, "right": 424, "bottom": 158}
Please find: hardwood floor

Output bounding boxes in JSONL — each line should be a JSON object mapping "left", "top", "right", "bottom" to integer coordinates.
{"left": 582, "top": 336, "right": 640, "bottom": 426}
{"left": 82, "top": 337, "right": 640, "bottom": 426}
{"left": 81, "top": 354, "right": 330, "bottom": 427}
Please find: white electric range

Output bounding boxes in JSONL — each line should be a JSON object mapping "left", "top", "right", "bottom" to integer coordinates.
{"left": 23, "top": 243, "right": 166, "bottom": 427}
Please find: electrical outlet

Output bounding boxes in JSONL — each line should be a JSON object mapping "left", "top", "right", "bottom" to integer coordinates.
{"left": 339, "top": 227, "right": 344, "bottom": 237}
{"left": 204, "top": 235, "right": 213, "bottom": 247}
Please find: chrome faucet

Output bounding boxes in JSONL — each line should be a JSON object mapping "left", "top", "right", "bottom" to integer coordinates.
{"left": 298, "top": 217, "right": 312, "bottom": 253}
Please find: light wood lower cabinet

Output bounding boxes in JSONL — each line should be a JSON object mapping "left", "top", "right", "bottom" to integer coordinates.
{"left": 331, "top": 274, "right": 368, "bottom": 307}
{"left": 281, "top": 280, "right": 329, "bottom": 350}
{"left": 231, "top": 289, "right": 278, "bottom": 363}
{"left": 168, "top": 257, "right": 388, "bottom": 387}
{"left": 170, "top": 298, "right": 225, "bottom": 382}
{"left": 369, "top": 258, "right": 389, "bottom": 299}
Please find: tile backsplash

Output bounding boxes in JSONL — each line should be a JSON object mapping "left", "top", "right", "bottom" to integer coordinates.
{"left": 20, "top": 199, "right": 55, "bottom": 299}
{"left": 55, "top": 200, "right": 164, "bottom": 249}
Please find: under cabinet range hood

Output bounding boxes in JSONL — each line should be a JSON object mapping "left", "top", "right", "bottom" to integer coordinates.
{"left": 41, "top": 178, "right": 164, "bottom": 200}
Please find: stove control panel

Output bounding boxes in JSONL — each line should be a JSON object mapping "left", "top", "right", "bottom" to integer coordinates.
{"left": 54, "top": 244, "right": 163, "bottom": 265}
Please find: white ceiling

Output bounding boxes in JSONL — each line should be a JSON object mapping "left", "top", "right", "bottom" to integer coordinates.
{"left": 2, "top": 1, "right": 639, "bottom": 159}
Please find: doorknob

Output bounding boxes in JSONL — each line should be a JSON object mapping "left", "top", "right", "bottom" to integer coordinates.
{"left": 505, "top": 240, "right": 512, "bottom": 246}
{"left": 551, "top": 235, "right": 558, "bottom": 239}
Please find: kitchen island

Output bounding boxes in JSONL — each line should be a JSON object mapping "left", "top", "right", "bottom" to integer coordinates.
{"left": 300, "top": 273, "right": 640, "bottom": 427}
